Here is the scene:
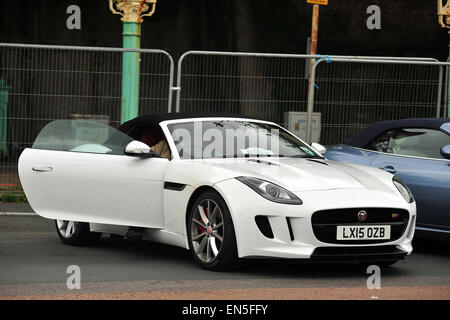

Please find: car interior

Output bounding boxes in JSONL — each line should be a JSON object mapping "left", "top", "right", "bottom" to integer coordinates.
{"left": 367, "top": 128, "right": 450, "bottom": 159}
{"left": 125, "top": 125, "right": 172, "bottom": 160}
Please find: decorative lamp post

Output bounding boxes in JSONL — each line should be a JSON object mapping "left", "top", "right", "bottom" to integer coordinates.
{"left": 438, "top": 0, "right": 450, "bottom": 117}
{"left": 109, "top": 0, "right": 157, "bottom": 123}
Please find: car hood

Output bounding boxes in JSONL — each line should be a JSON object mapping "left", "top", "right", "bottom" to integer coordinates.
{"left": 169, "top": 157, "right": 392, "bottom": 193}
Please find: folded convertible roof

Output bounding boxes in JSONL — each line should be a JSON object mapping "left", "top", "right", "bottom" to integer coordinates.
{"left": 118, "top": 112, "right": 265, "bottom": 133}
{"left": 342, "top": 117, "right": 450, "bottom": 148}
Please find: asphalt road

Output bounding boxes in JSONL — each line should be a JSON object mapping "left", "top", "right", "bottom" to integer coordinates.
{"left": 0, "top": 216, "right": 449, "bottom": 300}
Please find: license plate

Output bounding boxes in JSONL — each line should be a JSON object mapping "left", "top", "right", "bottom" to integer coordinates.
{"left": 336, "top": 225, "right": 391, "bottom": 240}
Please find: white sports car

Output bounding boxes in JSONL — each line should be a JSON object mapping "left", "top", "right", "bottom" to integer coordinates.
{"left": 18, "top": 113, "right": 416, "bottom": 270}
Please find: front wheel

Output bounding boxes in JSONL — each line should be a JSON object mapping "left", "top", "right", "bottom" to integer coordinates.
{"left": 55, "top": 220, "right": 101, "bottom": 246}
{"left": 188, "top": 190, "right": 238, "bottom": 271}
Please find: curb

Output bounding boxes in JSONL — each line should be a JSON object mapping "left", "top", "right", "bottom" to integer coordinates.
{"left": 0, "top": 212, "right": 37, "bottom": 216}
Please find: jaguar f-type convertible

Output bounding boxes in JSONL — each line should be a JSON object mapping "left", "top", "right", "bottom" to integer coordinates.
{"left": 18, "top": 113, "right": 417, "bottom": 270}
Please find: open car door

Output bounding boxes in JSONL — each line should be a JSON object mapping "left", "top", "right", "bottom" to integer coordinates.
{"left": 18, "top": 120, "right": 169, "bottom": 228}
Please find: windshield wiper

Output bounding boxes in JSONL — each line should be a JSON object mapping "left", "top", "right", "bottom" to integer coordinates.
{"left": 287, "top": 154, "right": 324, "bottom": 159}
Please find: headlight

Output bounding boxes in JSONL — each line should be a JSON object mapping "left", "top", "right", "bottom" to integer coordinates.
{"left": 393, "top": 176, "right": 414, "bottom": 203}
{"left": 236, "top": 176, "right": 303, "bottom": 205}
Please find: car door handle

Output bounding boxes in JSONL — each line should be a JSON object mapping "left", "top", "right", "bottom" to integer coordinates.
{"left": 32, "top": 166, "right": 53, "bottom": 172}
{"left": 380, "top": 166, "right": 396, "bottom": 174}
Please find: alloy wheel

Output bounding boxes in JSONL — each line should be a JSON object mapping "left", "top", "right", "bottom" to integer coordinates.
{"left": 56, "top": 220, "right": 78, "bottom": 238}
{"left": 190, "top": 199, "right": 225, "bottom": 263}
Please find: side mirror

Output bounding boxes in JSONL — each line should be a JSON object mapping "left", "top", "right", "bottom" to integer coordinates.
{"left": 441, "top": 144, "right": 450, "bottom": 159}
{"left": 440, "top": 122, "right": 450, "bottom": 135}
{"left": 311, "top": 142, "right": 326, "bottom": 155}
{"left": 124, "top": 141, "right": 158, "bottom": 158}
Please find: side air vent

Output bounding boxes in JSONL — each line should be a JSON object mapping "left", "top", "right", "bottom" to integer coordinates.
{"left": 255, "top": 216, "right": 274, "bottom": 239}
{"left": 286, "top": 217, "right": 295, "bottom": 241}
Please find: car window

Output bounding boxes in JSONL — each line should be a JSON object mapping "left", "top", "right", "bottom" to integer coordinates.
{"left": 167, "top": 120, "right": 319, "bottom": 159}
{"left": 32, "top": 120, "right": 134, "bottom": 155}
{"left": 367, "top": 131, "right": 393, "bottom": 153}
{"left": 367, "top": 128, "right": 450, "bottom": 159}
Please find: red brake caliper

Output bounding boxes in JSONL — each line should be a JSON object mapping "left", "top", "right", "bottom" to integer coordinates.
{"left": 198, "top": 205, "right": 208, "bottom": 234}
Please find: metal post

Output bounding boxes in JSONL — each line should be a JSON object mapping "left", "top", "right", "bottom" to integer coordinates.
{"left": 0, "top": 79, "right": 10, "bottom": 156}
{"left": 310, "top": 5, "right": 319, "bottom": 57}
{"left": 437, "top": 0, "right": 450, "bottom": 117}
{"left": 306, "top": 60, "right": 319, "bottom": 144}
{"left": 448, "top": 33, "right": 450, "bottom": 117}
{"left": 109, "top": 0, "right": 157, "bottom": 123}
{"left": 121, "top": 21, "right": 141, "bottom": 122}
{"left": 306, "top": 4, "right": 320, "bottom": 142}
{"left": 437, "top": 65, "right": 443, "bottom": 118}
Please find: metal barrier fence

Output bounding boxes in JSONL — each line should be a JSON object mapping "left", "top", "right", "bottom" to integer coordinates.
{"left": 175, "top": 51, "right": 312, "bottom": 120}
{"left": 176, "top": 51, "right": 444, "bottom": 145}
{"left": 309, "top": 57, "right": 444, "bottom": 144}
{"left": 0, "top": 44, "right": 173, "bottom": 208}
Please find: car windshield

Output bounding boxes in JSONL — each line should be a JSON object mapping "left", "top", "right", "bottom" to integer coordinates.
{"left": 167, "top": 120, "right": 320, "bottom": 159}
{"left": 32, "top": 120, "right": 134, "bottom": 155}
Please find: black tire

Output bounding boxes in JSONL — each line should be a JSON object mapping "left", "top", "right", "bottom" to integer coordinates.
{"left": 55, "top": 220, "right": 101, "bottom": 246}
{"left": 187, "top": 190, "right": 239, "bottom": 271}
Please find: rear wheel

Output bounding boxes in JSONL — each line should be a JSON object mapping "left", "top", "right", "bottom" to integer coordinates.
{"left": 188, "top": 190, "right": 238, "bottom": 271}
{"left": 55, "top": 220, "right": 101, "bottom": 245}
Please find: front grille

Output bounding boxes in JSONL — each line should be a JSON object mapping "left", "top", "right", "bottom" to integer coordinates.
{"left": 311, "top": 245, "right": 407, "bottom": 262}
{"left": 311, "top": 208, "right": 409, "bottom": 244}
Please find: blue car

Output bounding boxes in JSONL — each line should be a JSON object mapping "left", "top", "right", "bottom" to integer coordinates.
{"left": 325, "top": 118, "right": 450, "bottom": 240}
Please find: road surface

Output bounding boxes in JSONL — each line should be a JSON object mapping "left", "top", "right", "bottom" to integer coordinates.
{"left": 0, "top": 216, "right": 449, "bottom": 299}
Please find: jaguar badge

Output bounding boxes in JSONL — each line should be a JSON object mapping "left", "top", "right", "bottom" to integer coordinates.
{"left": 357, "top": 210, "right": 368, "bottom": 222}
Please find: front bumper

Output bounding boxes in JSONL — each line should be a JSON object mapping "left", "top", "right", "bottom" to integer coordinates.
{"left": 214, "top": 178, "right": 416, "bottom": 260}
{"left": 310, "top": 246, "right": 408, "bottom": 262}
